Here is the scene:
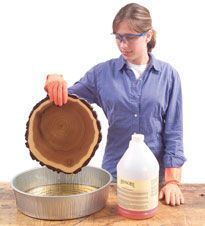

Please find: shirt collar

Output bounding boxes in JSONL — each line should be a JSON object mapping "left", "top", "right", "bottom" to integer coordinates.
{"left": 116, "top": 55, "right": 126, "bottom": 71}
{"left": 116, "top": 53, "right": 161, "bottom": 72}
{"left": 148, "top": 53, "right": 161, "bottom": 72}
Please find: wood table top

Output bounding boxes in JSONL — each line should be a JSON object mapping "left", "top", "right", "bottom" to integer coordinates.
{"left": 0, "top": 182, "right": 205, "bottom": 226}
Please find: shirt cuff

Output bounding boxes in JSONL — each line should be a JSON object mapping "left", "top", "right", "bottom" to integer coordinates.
{"left": 163, "top": 154, "right": 186, "bottom": 168}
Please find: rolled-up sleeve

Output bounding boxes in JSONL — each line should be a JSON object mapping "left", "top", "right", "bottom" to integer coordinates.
{"left": 68, "top": 66, "right": 100, "bottom": 105}
{"left": 163, "top": 69, "right": 186, "bottom": 167}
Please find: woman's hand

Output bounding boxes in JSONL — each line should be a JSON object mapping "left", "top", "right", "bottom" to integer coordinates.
{"left": 44, "top": 74, "right": 68, "bottom": 106}
{"left": 159, "top": 182, "right": 185, "bottom": 206}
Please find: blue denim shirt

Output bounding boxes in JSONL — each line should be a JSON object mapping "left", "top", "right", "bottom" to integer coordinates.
{"left": 68, "top": 54, "right": 186, "bottom": 180}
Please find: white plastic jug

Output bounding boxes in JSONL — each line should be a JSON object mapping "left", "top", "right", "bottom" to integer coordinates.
{"left": 117, "top": 133, "right": 159, "bottom": 219}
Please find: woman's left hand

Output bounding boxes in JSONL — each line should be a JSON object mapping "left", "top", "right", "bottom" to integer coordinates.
{"left": 159, "top": 183, "right": 185, "bottom": 206}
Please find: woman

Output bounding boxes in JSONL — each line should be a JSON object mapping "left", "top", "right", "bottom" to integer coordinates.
{"left": 44, "top": 3, "right": 186, "bottom": 206}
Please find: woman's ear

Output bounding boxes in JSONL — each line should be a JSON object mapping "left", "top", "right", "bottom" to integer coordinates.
{"left": 146, "top": 30, "right": 153, "bottom": 43}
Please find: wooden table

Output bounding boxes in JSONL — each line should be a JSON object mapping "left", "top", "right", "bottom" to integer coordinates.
{"left": 0, "top": 182, "right": 205, "bottom": 226}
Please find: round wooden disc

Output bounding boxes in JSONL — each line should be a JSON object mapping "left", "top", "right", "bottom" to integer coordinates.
{"left": 25, "top": 95, "right": 101, "bottom": 173}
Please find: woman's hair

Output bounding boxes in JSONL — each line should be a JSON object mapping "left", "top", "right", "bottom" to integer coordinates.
{"left": 112, "top": 3, "right": 156, "bottom": 52}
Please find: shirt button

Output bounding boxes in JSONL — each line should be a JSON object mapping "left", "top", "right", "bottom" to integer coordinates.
{"left": 134, "top": 114, "right": 137, "bottom": 117}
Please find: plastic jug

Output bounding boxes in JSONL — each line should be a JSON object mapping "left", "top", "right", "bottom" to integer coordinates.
{"left": 117, "top": 133, "right": 159, "bottom": 219}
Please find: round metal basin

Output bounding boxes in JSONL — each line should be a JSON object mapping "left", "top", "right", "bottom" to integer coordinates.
{"left": 11, "top": 166, "right": 112, "bottom": 220}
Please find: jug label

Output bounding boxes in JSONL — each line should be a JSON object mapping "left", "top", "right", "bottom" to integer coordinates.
{"left": 117, "top": 177, "right": 159, "bottom": 211}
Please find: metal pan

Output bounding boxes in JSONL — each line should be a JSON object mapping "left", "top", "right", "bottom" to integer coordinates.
{"left": 11, "top": 166, "right": 112, "bottom": 220}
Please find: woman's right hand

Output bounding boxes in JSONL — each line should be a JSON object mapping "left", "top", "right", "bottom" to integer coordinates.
{"left": 44, "top": 74, "right": 68, "bottom": 106}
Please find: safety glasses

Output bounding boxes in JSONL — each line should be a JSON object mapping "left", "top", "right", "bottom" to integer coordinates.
{"left": 112, "top": 32, "right": 147, "bottom": 43}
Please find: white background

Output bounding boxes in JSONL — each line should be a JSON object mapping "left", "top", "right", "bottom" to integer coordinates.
{"left": 0, "top": 0, "right": 205, "bottom": 182}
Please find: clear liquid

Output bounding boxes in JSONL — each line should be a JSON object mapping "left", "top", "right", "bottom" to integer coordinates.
{"left": 26, "top": 183, "right": 97, "bottom": 196}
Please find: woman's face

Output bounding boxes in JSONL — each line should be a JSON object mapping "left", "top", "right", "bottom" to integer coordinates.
{"left": 115, "top": 20, "right": 152, "bottom": 64}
